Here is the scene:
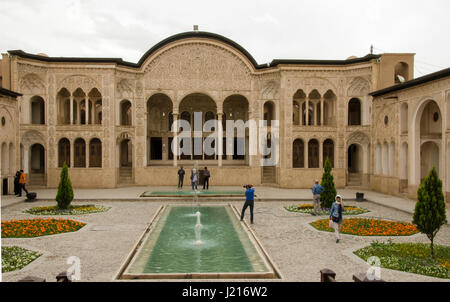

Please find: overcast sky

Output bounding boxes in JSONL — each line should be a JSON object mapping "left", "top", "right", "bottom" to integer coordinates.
{"left": 1, "top": 0, "right": 449, "bottom": 78}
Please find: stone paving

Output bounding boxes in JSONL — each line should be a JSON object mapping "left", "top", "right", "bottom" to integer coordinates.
{"left": 1, "top": 186, "right": 449, "bottom": 282}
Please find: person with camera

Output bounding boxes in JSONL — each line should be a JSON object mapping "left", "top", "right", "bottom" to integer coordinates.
{"left": 312, "top": 179, "right": 325, "bottom": 215}
{"left": 240, "top": 184, "right": 256, "bottom": 224}
{"left": 191, "top": 168, "right": 199, "bottom": 191}
{"left": 329, "top": 194, "right": 345, "bottom": 243}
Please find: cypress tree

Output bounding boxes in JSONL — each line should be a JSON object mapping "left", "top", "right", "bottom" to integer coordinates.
{"left": 413, "top": 167, "right": 447, "bottom": 258}
{"left": 320, "top": 157, "right": 337, "bottom": 209}
{"left": 56, "top": 162, "right": 74, "bottom": 209}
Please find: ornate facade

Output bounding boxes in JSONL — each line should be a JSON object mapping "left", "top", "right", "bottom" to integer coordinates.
{"left": 0, "top": 31, "right": 448, "bottom": 201}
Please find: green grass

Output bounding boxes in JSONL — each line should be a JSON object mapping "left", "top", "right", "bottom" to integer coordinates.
{"left": 354, "top": 241, "right": 450, "bottom": 279}
{"left": 1, "top": 246, "right": 42, "bottom": 273}
{"left": 24, "top": 205, "right": 110, "bottom": 215}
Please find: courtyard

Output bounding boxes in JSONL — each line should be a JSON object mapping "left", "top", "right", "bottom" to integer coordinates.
{"left": 1, "top": 186, "right": 449, "bottom": 282}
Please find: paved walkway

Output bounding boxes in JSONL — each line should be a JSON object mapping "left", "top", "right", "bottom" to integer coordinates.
{"left": 2, "top": 186, "right": 450, "bottom": 219}
{"left": 2, "top": 199, "right": 449, "bottom": 282}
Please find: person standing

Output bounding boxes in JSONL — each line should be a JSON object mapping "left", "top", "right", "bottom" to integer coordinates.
{"left": 203, "top": 167, "right": 210, "bottom": 190}
{"left": 191, "top": 168, "right": 198, "bottom": 191}
{"left": 329, "top": 194, "right": 345, "bottom": 243}
{"left": 177, "top": 166, "right": 185, "bottom": 188}
{"left": 14, "top": 170, "right": 21, "bottom": 196}
{"left": 312, "top": 179, "right": 325, "bottom": 215}
{"left": 18, "top": 170, "right": 29, "bottom": 197}
{"left": 240, "top": 185, "right": 255, "bottom": 224}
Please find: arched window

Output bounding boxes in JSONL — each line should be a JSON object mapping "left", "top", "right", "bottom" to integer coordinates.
{"left": 74, "top": 138, "right": 86, "bottom": 167}
{"left": 263, "top": 101, "right": 275, "bottom": 127}
{"left": 94, "top": 100, "right": 102, "bottom": 124}
{"left": 9, "top": 143, "right": 14, "bottom": 175}
{"left": 168, "top": 112, "right": 174, "bottom": 131}
{"left": 400, "top": 103, "right": 408, "bottom": 133}
{"left": 293, "top": 101, "right": 300, "bottom": 125}
{"left": 376, "top": 144, "right": 382, "bottom": 174}
{"left": 57, "top": 88, "right": 70, "bottom": 125}
{"left": 120, "top": 100, "right": 132, "bottom": 126}
{"left": 89, "top": 138, "right": 102, "bottom": 168}
{"left": 30, "top": 96, "right": 45, "bottom": 124}
{"left": 389, "top": 142, "right": 395, "bottom": 176}
{"left": 308, "top": 139, "right": 319, "bottom": 168}
{"left": 323, "top": 139, "right": 334, "bottom": 167}
{"left": 58, "top": 138, "right": 70, "bottom": 167}
{"left": 180, "top": 111, "right": 190, "bottom": 124}
{"left": 293, "top": 139, "right": 304, "bottom": 168}
{"left": 348, "top": 98, "right": 361, "bottom": 125}
{"left": 1, "top": 143, "right": 7, "bottom": 175}
{"left": 205, "top": 111, "right": 215, "bottom": 123}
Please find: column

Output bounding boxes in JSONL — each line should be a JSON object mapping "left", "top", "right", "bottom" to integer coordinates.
{"left": 23, "top": 148, "right": 29, "bottom": 174}
{"left": 305, "top": 141, "right": 309, "bottom": 168}
{"left": 70, "top": 95, "right": 74, "bottom": 125}
{"left": 173, "top": 113, "right": 178, "bottom": 167}
{"left": 77, "top": 100, "right": 81, "bottom": 125}
{"left": 314, "top": 102, "right": 318, "bottom": 126}
{"left": 70, "top": 141, "right": 74, "bottom": 168}
{"left": 86, "top": 98, "right": 90, "bottom": 125}
{"left": 217, "top": 113, "right": 223, "bottom": 167}
{"left": 319, "top": 141, "right": 323, "bottom": 168}
{"left": 299, "top": 102, "right": 303, "bottom": 125}
{"left": 320, "top": 97, "right": 324, "bottom": 126}
{"left": 305, "top": 97, "right": 309, "bottom": 126}
{"left": 86, "top": 141, "right": 90, "bottom": 168}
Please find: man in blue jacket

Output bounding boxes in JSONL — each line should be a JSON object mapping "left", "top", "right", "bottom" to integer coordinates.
{"left": 241, "top": 185, "right": 255, "bottom": 224}
{"left": 312, "top": 179, "right": 325, "bottom": 215}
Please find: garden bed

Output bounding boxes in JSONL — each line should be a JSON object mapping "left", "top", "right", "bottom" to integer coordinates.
{"left": 24, "top": 205, "right": 110, "bottom": 215}
{"left": 1, "top": 218, "right": 85, "bottom": 238}
{"left": 1, "top": 246, "right": 42, "bottom": 273}
{"left": 285, "top": 204, "right": 369, "bottom": 215}
{"left": 354, "top": 241, "right": 449, "bottom": 279}
{"left": 310, "top": 218, "right": 419, "bottom": 236}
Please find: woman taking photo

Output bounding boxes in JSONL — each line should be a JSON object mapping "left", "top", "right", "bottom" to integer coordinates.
{"left": 329, "top": 194, "right": 344, "bottom": 243}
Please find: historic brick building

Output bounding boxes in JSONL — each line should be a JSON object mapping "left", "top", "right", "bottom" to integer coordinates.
{"left": 0, "top": 31, "right": 448, "bottom": 201}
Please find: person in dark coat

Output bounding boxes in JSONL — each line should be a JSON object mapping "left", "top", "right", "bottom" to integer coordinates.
{"left": 203, "top": 167, "right": 210, "bottom": 190}
{"left": 14, "top": 170, "right": 21, "bottom": 196}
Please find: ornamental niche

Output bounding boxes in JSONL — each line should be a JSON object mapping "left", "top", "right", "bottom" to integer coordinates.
{"left": 347, "top": 77, "right": 370, "bottom": 97}
{"left": 143, "top": 42, "right": 252, "bottom": 91}
{"left": 20, "top": 73, "right": 46, "bottom": 94}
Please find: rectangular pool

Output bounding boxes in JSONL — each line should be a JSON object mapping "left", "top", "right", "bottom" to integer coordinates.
{"left": 119, "top": 205, "right": 278, "bottom": 279}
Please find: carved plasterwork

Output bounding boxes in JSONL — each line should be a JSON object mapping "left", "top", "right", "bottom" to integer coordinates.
{"left": 144, "top": 42, "right": 251, "bottom": 91}
{"left": 346, "top": 131, "right": 370, "bottom": 146}
{"left": 20, "top": 73, "right": 46, "bottom": 94}
{"left": 117, "top": 78, "right": 134, "bottom": 99}
{"left": 58, "top": 75, "right": 99, "bottom": 93}
{"left": 261, "top": 81, "right": 280, "bottom": 100}
{"left": 347, "top": 77, "right": 370, "bottom": 97}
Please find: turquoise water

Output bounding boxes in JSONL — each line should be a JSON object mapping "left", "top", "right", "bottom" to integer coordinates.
{"left": 141, "top": 190, "right": 245, "bottom": 197}
{"left": 128, "top": 206, "right": 268, "bottom": 274}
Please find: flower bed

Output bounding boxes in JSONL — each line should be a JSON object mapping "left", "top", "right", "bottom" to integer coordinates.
{"left": 285, "top": 204, "right": 369, "bottom": 215}
{"left": 1, "top": 218, "right": 85, "bottom": 238}
{"left": 354, "top": 241, "right": 449, "bottom": 279}
{"left": 310, "top": 218, "right": 419, "bottom": 236}
{"left": 2, "top": 246, "right": 42, "bottom": 273}
{"left": 24, "top": 205, "right": 110, "bottom": 215}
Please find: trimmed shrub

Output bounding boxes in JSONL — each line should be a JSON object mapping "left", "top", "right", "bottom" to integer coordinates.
{"left": 55, "top": 162, "right": 74, "bottom": 209}
{"left": 413, "top": 167, "right": 447, "bottom": 258}
{"left": 320, "top": 157, "right": 337, "bottom": 209}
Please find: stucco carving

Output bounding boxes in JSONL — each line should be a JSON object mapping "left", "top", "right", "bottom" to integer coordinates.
{"left": 144, "top": 42, "right": 251, "bottom": 91}
{"left": 347, "top": 77, "right": 370, "bottom": 97}
{"left": 20, "top": 73, "right": 46, "bottom": 94}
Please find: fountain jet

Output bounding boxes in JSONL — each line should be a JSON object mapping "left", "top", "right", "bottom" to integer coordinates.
{"left": 194, "top": 211, "right": 203, "bottom": 245}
